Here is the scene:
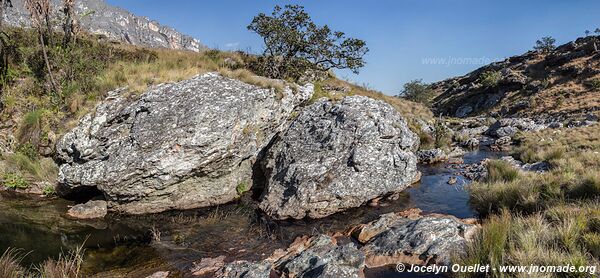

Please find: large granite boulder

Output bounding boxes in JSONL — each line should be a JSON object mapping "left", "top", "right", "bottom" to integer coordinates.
{"left": 258, "top": 96, "right": 419, "bottom": 219}
{"left": 56, "top": 73, "right": 313, "bottom": 214}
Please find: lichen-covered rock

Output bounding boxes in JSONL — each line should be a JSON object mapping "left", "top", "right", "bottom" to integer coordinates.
{"left": 416, "top": 148, "right": 448, "bottom": 164}
{"left": 486, "top": 118, "right": 546, "bottom": 138}
{"left": 217, "top": 261, "right": 272, "bottom": 278}
{"left": 216, "top": 235, "right": 365, "bottom": 278}
{"left": 56, "top": 73, "right": 313, "bottom": 214}
{"left": 275, "top": 235, "right": 365, "bottom": 278}
{"left": 258, "top": 96, "right": 419, "bottom": 219}
{"left": 4, "top": 0, "right": 205, "bottom": 51}
{"left": 67, "top": 200, "right": 107, "bottom": 219}
{"left": 361, "top": 214, "right": 478, "bottom": 266}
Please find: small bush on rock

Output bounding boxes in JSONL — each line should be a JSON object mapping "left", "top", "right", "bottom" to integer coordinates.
{"left": 479, "top": 71, "right": 501, "bottom": 88}
{"left": 2, "top": 172, "right": 28, "bottom": 189}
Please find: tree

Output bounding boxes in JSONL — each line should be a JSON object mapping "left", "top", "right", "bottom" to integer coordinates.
{"left": 585, "top": 30, "right": 591, "bottom": 37}
{"left": 0, "top": 0, "right": 12, "bottom": 111}
{"left": 25, "top": 0, "right": 58, "bottom": 94}
{"left": 398, "top": 79, "right": 433, "bottom": 105}
{"left": 595, "top": 28, "right": 600, "bottom": 35}
{"left": 62, "top": 0, "right": 76, "bottom": 47}
{"left": 247, "top": 5, "right": 368, "bottom": 80}
{"left": 533, "top": 36, "right": 556, "bottom": 53}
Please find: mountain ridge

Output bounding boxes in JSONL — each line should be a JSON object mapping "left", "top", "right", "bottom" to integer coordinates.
{"left": 3, "top": 0, "right": 205, "bottom": 52}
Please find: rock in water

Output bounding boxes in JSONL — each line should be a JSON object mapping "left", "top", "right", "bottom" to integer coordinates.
{"left": 67, "top": 200, "right": 107, "bottom": 219}
{"left": 259, "top": 96, "right": 419, "bottom": 219}
{"left": 361, "top": 214, "right": 479, "bottom": 267}
{"left": 56, "top": 73, "right": 313, "bottom": 214}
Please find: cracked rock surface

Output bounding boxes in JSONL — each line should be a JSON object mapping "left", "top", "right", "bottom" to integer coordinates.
{"left": 259, "top": 96, "right": 419, "bottom": 219}
{"left": 56, "top": 73, "right": 312, "bottom": 214}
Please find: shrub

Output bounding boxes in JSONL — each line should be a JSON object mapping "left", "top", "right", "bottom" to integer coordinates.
{"left": 533, "top": 36, "right": 556, "bottom": 53}
{"left": 2, "top": 172, "right": 28, "bottom": 189}
{"left": 584, "top": 78, "right": 600, "bottom": 91}
{"left": 16, "top": 142, "right": 38, "bottom": 159}
{"left": 398, "top": 79, "right": 433, "bottom": 106}
{"left": 42, "top": 185, "right": 56, "bottom": 196}
{"left": 479, "top": 70, "right": 501, "bottom": 88}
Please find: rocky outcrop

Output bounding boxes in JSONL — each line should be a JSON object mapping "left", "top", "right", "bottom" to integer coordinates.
{"left": 56, "top": 73, "right": 313, "bottom": 214}
{"left": 202, "top": 209, "right": 477, "bottom": 277}
{"left": 66, "top": 200, "right": 107, "bottom": 219}
{"left": 4, "top": 0, "right": 205, "bottom": 51}
{"left": 431, "top": 35, "right": 600, "bottom": 122}
{"left": 356, "top": 210, "right": 479, "bottom": 267}
{"left": 486, "top": 118, "right": 546, "bottom": 138}
{"left": 215, "top": 235, "right": 365, "bottom": 278}
{"left": 258, "top": 96, "right": 419, "bottom": 219}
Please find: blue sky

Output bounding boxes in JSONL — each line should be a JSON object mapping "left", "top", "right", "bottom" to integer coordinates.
{"left": 107, "top": 0, "right": 600, "bottom": 95}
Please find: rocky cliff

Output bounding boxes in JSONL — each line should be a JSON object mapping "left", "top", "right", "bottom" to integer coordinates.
{"left": 3, "top": 0, "right": 205, "bottom": 52}
{"left": 431, "top": 36, "right": 600, "bottom": 123}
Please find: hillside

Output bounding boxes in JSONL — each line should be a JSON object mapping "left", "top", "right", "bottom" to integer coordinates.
{"left": 3, "top": 0, "right": 205, "bottom": 51}
{"left": 431, "top": 35, "right": 600, "bottom": 123}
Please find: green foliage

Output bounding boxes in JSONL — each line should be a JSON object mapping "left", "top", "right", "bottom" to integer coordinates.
{"left": 486, "top": 160, "right": 520, "bottom": 183}
{"left": 533, "top": 36, "right": 556, "bottom": 53}
{"left": 2, "top": 172, "right": 28, "bottom": 189}
{"left": 236, "top": 181, "right": 250, "bottom": 196}
{"left": 42, "top": 185, "right": 56, "bottom": 196}
{"left": 16, "top": 142, "right": 38, "bottom": 159}
{"left": 584, "top": 78, "right": 600, "bottom": 91}
{"left": 479, "top": 70, "right": 501, "bottom": 88}
{"left": 398, "top": 79, "right": 433, "bottom": 106}
{"left": 247, "top": 5, "right": 368, "bottom": 80}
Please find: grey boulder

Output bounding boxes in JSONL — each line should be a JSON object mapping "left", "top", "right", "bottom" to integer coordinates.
{"left": 361, "top": 214, "right": 479, "bottom": 266}
{"left": 56, "top": 73, "right": 313, "bottom": 214}
{"left": 275, "top": 235, "right": 365, "bottom": 278}
{"left": 259, "top": 96, "right": 419, "bottom": 219}
{"left": 486, "top": 118, "right": 546, "bottom": 138}
{"left": 67, "top": 200, "right": 107, "bottom": 219}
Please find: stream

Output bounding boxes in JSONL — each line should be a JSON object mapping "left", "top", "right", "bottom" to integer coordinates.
{"left": 0, "top": 150, "right": 504, "bottom": 277}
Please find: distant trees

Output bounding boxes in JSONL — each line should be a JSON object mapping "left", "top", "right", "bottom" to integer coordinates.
{"left": 25, "top": 0, "right": 58, "bottom": 93}
{"left": 533, "top": 36, "right": 556, "bottom": 53}
{"left": 397, "top": 79, "right": 433, "bottom": 105}
{"left": 0, "top": 0, "right": 13, "bottom": 110}
{"left": 248, "top": 5, "right": 369, "bottom": 80}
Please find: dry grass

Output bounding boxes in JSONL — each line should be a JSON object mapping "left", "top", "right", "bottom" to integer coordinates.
{"left": 95, "top": 48, "right": 249, "bottom": 94}
{"left": 458, "top": 206, "right": 599, "bottom": 277}
{"left": 0, "top": 249, "right": 27, "bottom": 278}
{"left": 463, "top": 124, "right": 600, "bottom": 276}
{"left": 0, "top": 245, "right": 84, "bottom": 278}
{"left": 311, "top": 78, "right": 435, "bottom": 137}
{"left": 35, "top": 245, "right": 85, "bottom": 278}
